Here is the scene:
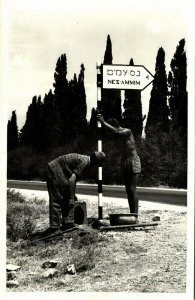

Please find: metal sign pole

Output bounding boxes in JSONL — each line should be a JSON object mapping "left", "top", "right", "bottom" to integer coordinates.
{"left": 96, "top": 62, "right": 103, "bottom": 220}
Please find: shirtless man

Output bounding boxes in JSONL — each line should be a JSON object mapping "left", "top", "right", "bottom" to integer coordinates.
{"left": 97, "top": 114, "right": 141, "bottom": 215}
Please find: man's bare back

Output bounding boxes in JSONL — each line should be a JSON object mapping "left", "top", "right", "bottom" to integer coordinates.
{"left": 97, "top": 114, "right": 137, "bottom": 156}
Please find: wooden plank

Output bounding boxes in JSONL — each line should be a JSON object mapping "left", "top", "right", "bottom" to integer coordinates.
{"left": 100, "top": 222, "right": 160, "bottom": 231}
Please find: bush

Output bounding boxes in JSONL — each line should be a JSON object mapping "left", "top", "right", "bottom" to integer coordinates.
{"left": 7, "top": 188, "right": 26, "bottom": 204}
{"left": 7, "top": 202, "right": 36, "bottom": 241}
{"left": 74, "top": 245, "right": 95, "bottom": 272}
{"left": 138, "top": 129, "right": 187, "bottom": 188}
{"left": 7, "top": 146, "right": 48, "bottom": 180}
{"left": 7, "top": 189, "right": 47, "bottom": 242}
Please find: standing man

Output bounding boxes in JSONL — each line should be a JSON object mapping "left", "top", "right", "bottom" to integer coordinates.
{"left": 97, "top": 114, "right": 141, "bottom": 216}
{"left": 46, "top": 151, "right": 105, "bottom": 234}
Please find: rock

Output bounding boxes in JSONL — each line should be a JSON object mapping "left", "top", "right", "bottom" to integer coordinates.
{"left": 91, "top": 219, "right": 109, "bottom": 229}
{"left": 65, "top": 264, "right": 76, "bottom": 275}
{"left": 7, "top": 271, "right": 17, "bottom": 281}
{"left": 6, "top": 264, "right": 21, "bottom": 272}
{"left": 152, "top": 215, "right": 161, "bottom": 221}
{"left": 41, "top": 269, "right": 59, "bottom": 278}
{"left": 41, "top": 260, "right": 58, "bottom": 269}
{"left": 6, "top": 280, "right": 19, "bottom": 288}
{"left": 27, "top": 272, "right": 37, "bottom": 276}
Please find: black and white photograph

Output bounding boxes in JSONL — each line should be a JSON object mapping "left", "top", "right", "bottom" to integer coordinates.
{"left": 0, "top": 0, "right": 194, "bottom": 299}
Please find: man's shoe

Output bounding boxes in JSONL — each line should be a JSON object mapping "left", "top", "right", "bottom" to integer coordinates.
{"left": 61, "top": 223, "right": 78, "bottom": 231}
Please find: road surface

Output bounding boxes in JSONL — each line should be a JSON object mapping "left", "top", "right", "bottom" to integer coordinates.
{"left": 10, "top": 188, "right": 187, "bottom": 213}
{"left": 7, "top": 180, "right": 187, "bottom": 206}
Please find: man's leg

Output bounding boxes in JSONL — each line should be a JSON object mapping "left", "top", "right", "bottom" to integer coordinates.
{"left": 123, "top": 173, "right": 139, "bottom": 214}
{"left": 47, "top": 169, "right": 64, "bottom": 229}
{"left": 60, "top": 187, "right": 80, "bottom": 229}
{"left": 61, "top": 189, "right": 75, "bottom": 225}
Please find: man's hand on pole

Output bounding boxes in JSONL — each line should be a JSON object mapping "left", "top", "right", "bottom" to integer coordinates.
{"left": 96, "top": 111, "right": 104, "bottom": 124}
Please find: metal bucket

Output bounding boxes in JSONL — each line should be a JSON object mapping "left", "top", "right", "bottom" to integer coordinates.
{"left": 109, "top": 213, "right": 138, "bottom": 226}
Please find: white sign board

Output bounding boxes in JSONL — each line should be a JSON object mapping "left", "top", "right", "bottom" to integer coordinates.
{"left": 102, "top": 64, "right": 154, "bottom": 90}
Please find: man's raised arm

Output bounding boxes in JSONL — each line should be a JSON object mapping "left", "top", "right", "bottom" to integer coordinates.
{"left": 97, "top": 114, "right": 130, "bottom": 136}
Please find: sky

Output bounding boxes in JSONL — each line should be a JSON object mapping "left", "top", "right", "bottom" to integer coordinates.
{"left": 3, "top": 0, "right": 193, "bottom": 131}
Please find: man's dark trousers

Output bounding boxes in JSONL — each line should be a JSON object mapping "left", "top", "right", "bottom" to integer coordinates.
{"left": 46, "top": 165, "right": 74, "bottom": 228}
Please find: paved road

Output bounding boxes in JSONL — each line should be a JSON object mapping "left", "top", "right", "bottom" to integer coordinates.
{"left": 7, "top": 180, "right": 187, "bottom": 206}
{"left": 11, "top": 188, "right": 187, "bottom": 213}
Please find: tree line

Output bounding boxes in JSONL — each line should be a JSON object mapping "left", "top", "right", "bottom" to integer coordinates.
{"left": 7, "top": 35, "right": 187, "bottom": 188}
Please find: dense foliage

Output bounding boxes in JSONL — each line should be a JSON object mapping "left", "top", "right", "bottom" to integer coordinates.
{"left": 168, "top": 39, "right": 187, "bottom": 147}
{"left": 7, "top": 37, "right": 187, "bottom": 188}
{"left": 145, "top": 47, "right": 169, "bottom": 137}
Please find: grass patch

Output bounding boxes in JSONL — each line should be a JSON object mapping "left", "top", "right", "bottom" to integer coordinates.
{"left": 71, "top": 231, "right": 108, "bottom": 249}
{"left": 6, "top": 190, "right": 187, "bottom": 292}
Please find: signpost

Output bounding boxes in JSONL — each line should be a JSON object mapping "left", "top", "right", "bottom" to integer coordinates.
{"left": 96, "top": 62, "right": 103, "bottom": 219}
{"left": 102, "top": 64, "right": 154, "bottom": 90}
{"left": 96, "top": 63, "right": 154, "bottom": 220}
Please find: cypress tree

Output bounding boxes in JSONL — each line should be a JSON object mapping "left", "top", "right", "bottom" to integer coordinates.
{"left": 123, "top": 58, "right": 144, "bottom": 140}
{"left": 77, "top": 64, "right": 87, "bottom": 126}
{"left": 145, "top": 47, "right": 169, "bottom": 138}
{"left": 168, "top": 39, "right": 187, "bottom": 144}
{"left": 34, "top": 95, "right": 44, "bottom": 149}
{"left": 89, "top": 107, "right": 97, "bottom": 130}
{"left": 53, "top": 54, "right": 71, "bottom": 144}
{"left": 101, "top": 35, "right": 122, "bottom": 123}
{"left": 20, "top": 96, "right": 37, "bottom": 146}
{"left": 7, "top": 110, "right": 18, "bottom": 150}
{"left": 20, "top": 95, "right": 43, "bottom": 148}
{"left": 41, "top": 89, "right": 61, "bottom": 148}
{"left": 68, "top": 64, "right": 87, "bottom": 139}
{"left": 103, "top": 34, "right": 113, "bottom": 64}
{"left": 88, "top": 107, "right": 99, "bottom": 148}
{"left": 68, "top": 73, "right": 78, "bottom": 138}
{"left": 73, "top": 64, "right": 87, "bottom": 137}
